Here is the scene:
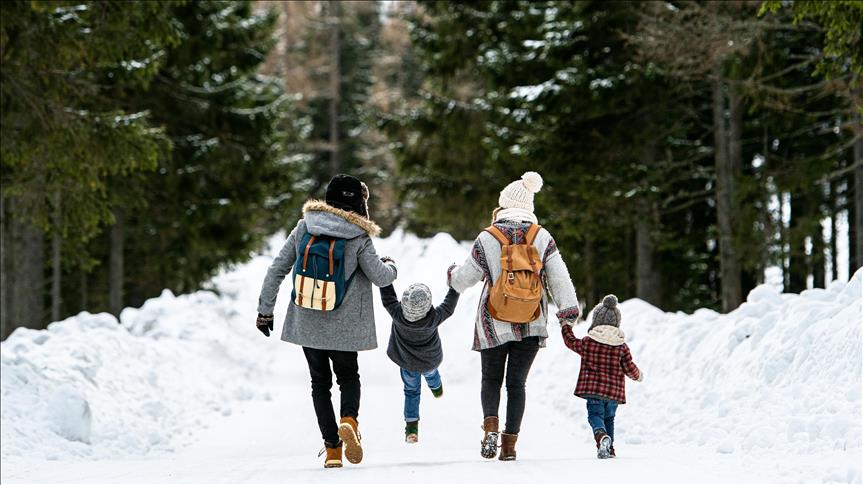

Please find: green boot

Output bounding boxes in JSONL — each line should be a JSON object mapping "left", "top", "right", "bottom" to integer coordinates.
{"left": 405, "top": 420, "right": 419, "bottom": 443}
{"left": 431, "top": 383, "right": 443, "bottom": 398}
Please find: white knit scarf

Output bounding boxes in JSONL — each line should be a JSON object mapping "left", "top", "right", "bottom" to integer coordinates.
{"left": 495, "top": 207, "right": 538, "bottom": 225}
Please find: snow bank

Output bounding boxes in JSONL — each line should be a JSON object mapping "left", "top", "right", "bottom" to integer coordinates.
{"left": 2, "top": 228, "right": 860, "bottom": 483}
{"left": 0, "top": 236, "right": 291, "bottom": 461}
{"left": 534, "top": 269, "right": 862, "bottom": 483}
{"left": 374, "top": 231, "right": 863, "bottom": 480}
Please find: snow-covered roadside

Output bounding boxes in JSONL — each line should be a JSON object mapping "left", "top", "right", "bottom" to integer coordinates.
{"left": 380, "top": 230, "right": 863, "bottom": 483}
{"left": 535, "top": 272, "right": 862, "bottom": 483}
{"left": 1, "top": 229, "right": 861, "bottom": 483}
{"left": 0, "top": 233, "right": 292, "bottom": 461}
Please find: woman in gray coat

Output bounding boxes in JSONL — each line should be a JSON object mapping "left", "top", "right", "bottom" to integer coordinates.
{"left": 255, "top": 174, "right": 397, "bottom": 469}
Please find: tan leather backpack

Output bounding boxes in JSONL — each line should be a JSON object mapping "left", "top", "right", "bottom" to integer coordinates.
{"left": 484, "top": 224, "right": 543, "bottom": 323}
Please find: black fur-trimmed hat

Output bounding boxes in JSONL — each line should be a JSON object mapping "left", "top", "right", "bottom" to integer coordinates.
{"left": 325, "top": 174, "right": 369, "bottom": 217}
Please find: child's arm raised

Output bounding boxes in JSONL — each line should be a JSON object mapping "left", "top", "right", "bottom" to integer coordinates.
{"left": 434, "top": 287, "right": 460, "bottom": 325}
{"left": 621, "top": 344, "right": 643, "bottom": 382}
{"left": 379, "top": 283, "right": 402, "bottom": 320}
{"left": 560, "top": 323, "right": 585, "bottom": 355}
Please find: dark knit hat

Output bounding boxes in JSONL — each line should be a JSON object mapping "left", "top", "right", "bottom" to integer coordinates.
{"left": 588, "top": 294, "right": 621, "bottom": 330}
{"left": 325, "top": 174, "right": 369, "bottom": 217}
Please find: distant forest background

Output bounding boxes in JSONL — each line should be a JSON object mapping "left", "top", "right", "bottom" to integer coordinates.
{"left": 2, "top": 0, "right": 861, "bottom": 338}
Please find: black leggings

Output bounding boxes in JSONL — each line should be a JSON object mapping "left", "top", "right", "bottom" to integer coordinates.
{"left": 302, "top": 347, "right": 360, "bottom": 446}
{"left": 480, "top": 337, "right": 540, "bottom": 434}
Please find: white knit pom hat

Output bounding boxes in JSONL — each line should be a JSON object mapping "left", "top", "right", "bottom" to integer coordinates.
{"left": 498, "top": 171, "right": 544, "bottom": 212}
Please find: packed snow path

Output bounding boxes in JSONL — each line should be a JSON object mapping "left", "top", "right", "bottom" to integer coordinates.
{"left": 2, "top": 231, "right": 861, "bottom": 483}
{"left": 3, "top": 380, "right": 825, "bottom": 484}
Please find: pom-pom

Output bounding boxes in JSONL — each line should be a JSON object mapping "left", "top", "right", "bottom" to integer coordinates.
{"left": 602, "top": 294, "right": 618, "bottom": 308}
{"left": 521, "top": 171, "right": 543, "bottom": 193}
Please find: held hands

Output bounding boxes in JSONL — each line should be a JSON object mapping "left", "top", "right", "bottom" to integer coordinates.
{"left": 256, "top": 313, "right": 274, "bottom": 337}
{"left": 380, "top": 256, "right": 397, "bottom": 278}
{"left": 556, "top": 304, "right": 582, "bottom": 327}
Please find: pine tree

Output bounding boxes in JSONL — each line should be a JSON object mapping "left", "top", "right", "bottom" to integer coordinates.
{"left": 104, "top": 0, "right": 292, "bottom": 306}
{"left": 1, "top": 0, "right": 180, "bottom": 336}
{"left": 261, "top": 1, "right": 387, "bottom": 225}
{"left": 391, "top": 1, "right": 721, "bottom": 311}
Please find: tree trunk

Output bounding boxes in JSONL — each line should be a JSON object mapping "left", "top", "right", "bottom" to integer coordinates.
{"left": 850, "top": 169, "right": 858, "bottom": 276}
{"left": 328, "top": 0, "right": 341, "bottom": 174}
{"left": 584, "top": 236, "right": 596, "bottom": 311}
{"left": 80, "top": 265, "right": 88, "bottom": 311}
{"left": 635, "top": 214, "right": 662, "bottom": 306}
{"left": 635, "top": 142, "right": 662, "bottom": 306}
{"left": 811, "top": 209, "right": 826, "bottom": 288}
{"left": 11, "top": 211, "right": 45, "bottom": 330}
{"left": 854, "top": 132, "right": 863, "bottom": 273}
{"left": 782, "top": 192, "right": 791, "bottom": 290}
{"left": 0, "top": 196, "right": 8, "bottom": 338}
{"left": 51, "top": 191, "right": 62, "bottom": 322}
{"left": 713, "top": 65, "right": 742, "bottom": 312}
{"left": 829, "top": 180, "right": 838, "bottom": 282}
{"left": 109, "top": 211, "right": 125, "bottom": 317}
{"left": 788, "top": 192, "right": 808, "bottom": 293}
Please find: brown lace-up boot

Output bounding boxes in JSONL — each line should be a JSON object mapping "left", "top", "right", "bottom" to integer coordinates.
{"left": 480, "top": 416, "right": 499, "bottom": 459}
{"left": 318, "top": 441, "right": 342, "bottom": 468}
{"left": 338, "top": 416, "right": 363, "bottom": 464}
{"left": 499, "top": 432, "right": 518, "bottom": 461}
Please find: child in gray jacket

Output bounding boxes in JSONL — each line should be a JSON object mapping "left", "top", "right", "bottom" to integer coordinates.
{"left": 380, "top": 267, "right": 459, "bottom": 443}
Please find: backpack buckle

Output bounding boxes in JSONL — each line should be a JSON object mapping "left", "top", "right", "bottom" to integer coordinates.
{"left": 507, "top": 272, "right": 515, "bottom": 281}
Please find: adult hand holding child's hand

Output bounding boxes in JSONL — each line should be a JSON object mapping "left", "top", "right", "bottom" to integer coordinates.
{"left": 558, "top": 317, "right": 575, "bottom": 327}
{"left": 380, "top": 256, "right": 397, "bottom": 277}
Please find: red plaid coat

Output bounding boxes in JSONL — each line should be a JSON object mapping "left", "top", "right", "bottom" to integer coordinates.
{"left": 561, "top": 325, "right": 641, "bottom": 404}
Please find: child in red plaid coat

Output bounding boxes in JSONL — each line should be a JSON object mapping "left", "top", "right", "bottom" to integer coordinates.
{"left": 560, "top": 294, "right": 642, "bottom": 459}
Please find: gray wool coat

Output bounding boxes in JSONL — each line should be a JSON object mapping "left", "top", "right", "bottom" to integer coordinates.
{"left": 257, "top": 200, "right": 397, "bottom": 352}
{"left": 381, "top": 284, "right": 460, "bottom": 373}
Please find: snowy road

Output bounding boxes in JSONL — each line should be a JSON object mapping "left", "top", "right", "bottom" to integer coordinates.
{"left": 2, "top": 379, "right": 787, "bottom": 484}
{"left": 2, "top": 232, "right": 860, "bottom": 483}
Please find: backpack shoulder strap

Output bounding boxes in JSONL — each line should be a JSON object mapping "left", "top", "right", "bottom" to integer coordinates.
{"left": 484, "top": 225, "right": 510, "bottom": 246}
{"left": 525, "top": 224, "right": 542, "bottom": 246}
{"left": 302, "top": 235, "right": 316, "bottom": 271}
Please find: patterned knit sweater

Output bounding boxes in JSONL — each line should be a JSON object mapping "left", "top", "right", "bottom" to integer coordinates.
{"left": 450, "top": 220, "right": 580, "bottom": 351}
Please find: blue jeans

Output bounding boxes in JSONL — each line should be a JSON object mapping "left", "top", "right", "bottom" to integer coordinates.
{"left": 400, "top": 368, "right": 442, "bottom": 422}
{"left": 586, "top": 398, "right": 618, "bottom": 442}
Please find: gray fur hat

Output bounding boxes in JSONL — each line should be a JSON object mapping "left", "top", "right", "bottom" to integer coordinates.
{"left": 401, "top": 283, "right": 432, "bottom": 322}
{"left": 588, "top": 294, "right": 621, "bottom": 330}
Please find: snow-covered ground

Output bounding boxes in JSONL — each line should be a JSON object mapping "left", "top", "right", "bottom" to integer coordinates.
{"left": 1, "top": 230, "right": 861, "bottom": 483}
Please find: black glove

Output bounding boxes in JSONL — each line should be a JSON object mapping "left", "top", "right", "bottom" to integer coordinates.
{"left": 256, "top": 313, "right": 274, "bottom": 337}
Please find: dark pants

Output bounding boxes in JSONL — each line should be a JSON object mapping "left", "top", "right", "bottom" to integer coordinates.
{"left": 302, "top": 346, "right": 360, "bottom": 446}
{"left": 480, "top": 337, "right": 540, "bottom": 434}
{"left": 586, "top": 397, "right": 618, "bottom": 442}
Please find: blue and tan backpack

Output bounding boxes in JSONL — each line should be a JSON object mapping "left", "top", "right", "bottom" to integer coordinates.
{"left": 291, "top": 233, "right": 353, "bottom": 312}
